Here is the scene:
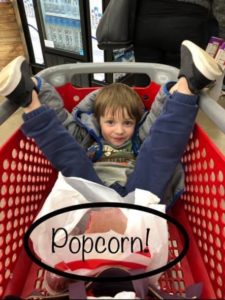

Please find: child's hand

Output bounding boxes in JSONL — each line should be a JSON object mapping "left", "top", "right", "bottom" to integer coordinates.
{"left": 85, "top": 208, "right": 127, "bottom": 234}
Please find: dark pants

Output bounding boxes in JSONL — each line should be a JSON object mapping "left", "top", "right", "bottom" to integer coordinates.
{"left": 133, "top": 2, "right": 218, "bottom": 86}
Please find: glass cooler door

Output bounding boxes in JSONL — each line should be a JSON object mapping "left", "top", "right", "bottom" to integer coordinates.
{"left": 38, "top": 0, "right": 85, "bottom": 57}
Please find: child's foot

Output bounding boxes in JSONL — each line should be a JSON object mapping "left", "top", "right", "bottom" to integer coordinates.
{"left": 0, "top": 56, "right": 35, "bottom": 107}
{"left": 179, "top": 40, "right": 223, "bottom": 94}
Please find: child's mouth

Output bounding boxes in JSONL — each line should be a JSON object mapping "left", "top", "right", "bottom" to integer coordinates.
{"left": 112, "top": 137, "right": 126, "bottom": 144}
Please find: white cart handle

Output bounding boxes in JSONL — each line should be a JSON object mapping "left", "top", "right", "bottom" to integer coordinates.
{"left": 38, "top": 62, "right": 225, "bottom": 134}
{"left": 37, "top": 62, "right": 179, "bottom": 86}
{"left": 1, "top": 62, "right": 225, "bottom": 134}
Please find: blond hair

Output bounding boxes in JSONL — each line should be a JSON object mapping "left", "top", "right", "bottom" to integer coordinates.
{"left": 94, "top": 83, "right": 144, "bottom": 123}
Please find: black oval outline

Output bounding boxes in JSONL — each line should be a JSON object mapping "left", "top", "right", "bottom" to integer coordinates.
{"left": 24, "top": 202, "right": 189, "bottom": 282}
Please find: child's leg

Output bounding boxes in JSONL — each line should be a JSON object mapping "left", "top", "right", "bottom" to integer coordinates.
{"left": 126, "top": 80, "right": 198, "bottom": 200}
{"left": 125, "top": 40, "right": 223, "bottom": 201}
{"left": 34, "top": 77, "right": 67, "bottom": 121}
{"left": 34, "top": 76, "right": 90, "bottom": 143}
{"left": 22, "top": 90, "right": 103, "bottom": 183}
{"left": 0, "top": 57, "right": 103, "bottom": 183}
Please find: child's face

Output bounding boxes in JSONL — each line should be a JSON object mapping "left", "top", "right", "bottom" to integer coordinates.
{"left": 99, "top": 108, "right": 136, "bottom": 147}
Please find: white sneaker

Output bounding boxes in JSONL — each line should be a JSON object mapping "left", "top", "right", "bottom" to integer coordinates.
{"left": 0, "top": 56, "right": 35, "bottom": 107}
{"left": 179, "top": 40, "right": 224, "bottom": 94}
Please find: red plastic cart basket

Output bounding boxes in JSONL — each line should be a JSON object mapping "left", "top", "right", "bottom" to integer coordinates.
{"left": 0, "top": 62, "right": 225, "bottom": 299}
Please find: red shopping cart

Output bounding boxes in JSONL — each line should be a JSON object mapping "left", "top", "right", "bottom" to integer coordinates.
{"left": 0, "top": 62, "right": 225, "bottom": 299}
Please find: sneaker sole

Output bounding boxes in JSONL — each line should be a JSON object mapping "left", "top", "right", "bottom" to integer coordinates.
{"left": 0, "top": 56, "right": 25, "bottom": 96}
{"left": 182, "top": 40, "right": 223, "bottom": 80}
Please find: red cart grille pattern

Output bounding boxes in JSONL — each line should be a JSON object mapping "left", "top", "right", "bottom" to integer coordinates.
{"left": 1, "top": 84, "right": 225, "bottom": 299}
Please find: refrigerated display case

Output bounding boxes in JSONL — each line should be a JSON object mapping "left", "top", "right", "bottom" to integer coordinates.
{"left": 36, "top": 0, "right": 88, "bottom": 60}
{"left": 17, "top": 0, "right": 45, "bottom": 72}
{"left": 89, "top": 0, "right": 104, "bottom": 81}
{"left": 18, "top": 0, "right": 112, "bottom": 85}
{"left": 17, "top": 0, "right": 91, "bottom": 85}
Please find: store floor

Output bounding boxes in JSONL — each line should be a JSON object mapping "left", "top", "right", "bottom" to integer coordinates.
{"left": 1, "top": 95, "right": 225, "bottom": 155}
{"left": 196, "top": 94, "right": 225, "bottom": 154}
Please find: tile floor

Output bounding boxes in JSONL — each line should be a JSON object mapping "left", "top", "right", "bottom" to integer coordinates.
{"left": 1, "top": 94, "right": 225, "bottom": 155}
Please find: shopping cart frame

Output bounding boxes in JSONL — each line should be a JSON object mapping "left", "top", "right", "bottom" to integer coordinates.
{"left": 1, "top": 62, "right": 225, "bottom": 299}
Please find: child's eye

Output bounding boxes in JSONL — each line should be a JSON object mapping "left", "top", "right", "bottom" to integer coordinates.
{"left": 124, "top": 120, "right": 135, "bottom": 126}
{"left": 105, "top": 120, "right": 114, "bottom": 125}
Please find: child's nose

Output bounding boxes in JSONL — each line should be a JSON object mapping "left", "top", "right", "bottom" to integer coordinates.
{"left": 115, "top": 124, "right": 124, "bottom": 134}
